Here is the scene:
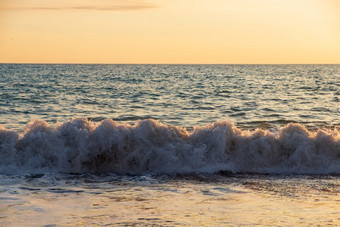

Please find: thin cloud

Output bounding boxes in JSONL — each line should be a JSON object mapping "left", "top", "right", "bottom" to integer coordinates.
{"left": 0, "top": 1, "right": 157, "bottom": 11}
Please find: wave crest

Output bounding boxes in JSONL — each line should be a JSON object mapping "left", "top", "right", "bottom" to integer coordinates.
{"left": 1, "top": 118, "right": 339, "bottom": 174}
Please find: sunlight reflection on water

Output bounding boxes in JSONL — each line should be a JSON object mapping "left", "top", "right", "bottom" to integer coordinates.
{"left": 0, "top": 174, "right": 339, "bottom": 226}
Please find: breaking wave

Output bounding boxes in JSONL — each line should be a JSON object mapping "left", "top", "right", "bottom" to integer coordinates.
{"left": 0, "top": 118, "right": 339, "bottom": 175}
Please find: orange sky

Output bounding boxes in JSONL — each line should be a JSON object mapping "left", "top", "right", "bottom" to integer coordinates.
{"left": 0, "top": 0, "right": 339, "bottom": 64}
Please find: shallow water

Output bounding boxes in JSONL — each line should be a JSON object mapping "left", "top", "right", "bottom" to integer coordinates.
{"left": 1, "top": 174, "right": 339, "bottom": 226}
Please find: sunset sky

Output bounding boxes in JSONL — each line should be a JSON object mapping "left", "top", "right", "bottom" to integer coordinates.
{"left": 0, "top": 0, "right": 339, "bottom": 64}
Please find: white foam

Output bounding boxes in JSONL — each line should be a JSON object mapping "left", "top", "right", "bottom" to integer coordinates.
{"left": 0, "top": 118, "right": 339, "bottom": 175}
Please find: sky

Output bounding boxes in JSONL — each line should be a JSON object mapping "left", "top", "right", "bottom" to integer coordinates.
{"left": 0, "top": 0, "right": 339, "bottom": 64}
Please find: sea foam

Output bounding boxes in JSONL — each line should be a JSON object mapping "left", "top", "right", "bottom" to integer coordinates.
{"left": 0, "top": 118, "right": 339, "bottom": 175}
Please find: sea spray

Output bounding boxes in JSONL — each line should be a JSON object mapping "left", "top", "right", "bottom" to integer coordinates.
{"left": 1, "top": 118, "right": 339, "bottom": 175}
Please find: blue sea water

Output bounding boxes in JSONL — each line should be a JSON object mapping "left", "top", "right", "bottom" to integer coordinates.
{"left": 0, "top": 64, "right": 340, "bottom": 226}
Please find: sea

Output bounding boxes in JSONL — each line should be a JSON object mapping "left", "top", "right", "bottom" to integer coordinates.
{"left": 0, "top": 64, "right": 339, "bottom": 226}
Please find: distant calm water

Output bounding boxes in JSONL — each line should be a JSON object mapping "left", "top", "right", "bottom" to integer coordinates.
{"left": 0, "top": 64, "right": 339, "bottom": 226}
{"left": 1, "top": 64, "right": 340, "bottom": 129}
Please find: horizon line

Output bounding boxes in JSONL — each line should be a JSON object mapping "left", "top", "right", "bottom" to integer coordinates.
{"left": 1, "top": 63, "right": 340, "bottom": 65}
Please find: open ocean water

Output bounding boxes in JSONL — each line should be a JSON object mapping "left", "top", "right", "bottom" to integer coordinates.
{"left": 0, "top": 64, "right": 339, "bottom": 226}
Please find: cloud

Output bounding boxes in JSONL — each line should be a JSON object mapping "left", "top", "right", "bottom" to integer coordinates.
{"left": 0, "top": 1, "right": 157, "bottom": 11}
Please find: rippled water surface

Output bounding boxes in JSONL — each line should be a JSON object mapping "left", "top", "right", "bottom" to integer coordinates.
{"left": 1, "top": 64, "right": 339, "bottom": 129}
{"left": 1, "top": 174, "right": 339, "bottom": 226}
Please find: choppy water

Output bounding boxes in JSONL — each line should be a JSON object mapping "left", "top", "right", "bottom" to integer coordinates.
{"left": 0, "top": 64, "right": 339, "bottom": 226}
